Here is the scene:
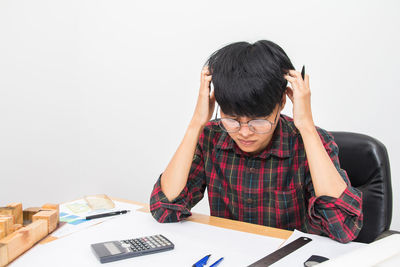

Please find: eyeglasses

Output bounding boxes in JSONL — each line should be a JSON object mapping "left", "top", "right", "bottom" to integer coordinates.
{"left": 215, "top": 104, "right": 280, "bottom": 134}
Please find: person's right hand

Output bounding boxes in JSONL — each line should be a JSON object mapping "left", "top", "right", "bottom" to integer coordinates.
{"left": 191, "top": 66, "right": 215, "bottom": 127}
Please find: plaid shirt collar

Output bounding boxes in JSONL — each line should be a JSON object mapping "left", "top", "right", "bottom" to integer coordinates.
{"left": 215, "top": 115, "right": 297, "bottom": 159}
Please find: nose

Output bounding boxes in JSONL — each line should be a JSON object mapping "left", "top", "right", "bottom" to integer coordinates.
{"left": 238, "top": 123, "right": 253, "bottom": 138}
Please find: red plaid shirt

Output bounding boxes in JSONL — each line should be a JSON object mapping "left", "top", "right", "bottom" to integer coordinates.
{"left": 150, "top": 115, "right": 363, "bottom": 243}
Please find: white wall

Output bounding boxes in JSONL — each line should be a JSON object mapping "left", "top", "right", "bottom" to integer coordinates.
{"left": 1, "top": 0, "right": 399, "bottom": 230}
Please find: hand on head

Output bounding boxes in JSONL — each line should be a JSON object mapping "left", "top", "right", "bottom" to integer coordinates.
{"left": 284, "top": 69, "right": 314, "bottom": 131}
{"left": 190, "top": 66, "right": 216, "bottom": 127}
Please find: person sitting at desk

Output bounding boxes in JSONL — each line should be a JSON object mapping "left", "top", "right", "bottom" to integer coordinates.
{"left": 149, "top": 40, "right": 363, "bottom": 243}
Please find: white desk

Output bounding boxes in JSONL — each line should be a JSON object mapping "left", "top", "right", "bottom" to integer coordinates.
{"left": 9, "top": 197, "right": 385, "bottom": 267}
{"left": 9, "top": 197, "right": 289, "bottom": 266}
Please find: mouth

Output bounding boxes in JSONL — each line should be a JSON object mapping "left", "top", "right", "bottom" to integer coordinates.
{"left": 238, "top": 139, "right": 256, "bottom": 147}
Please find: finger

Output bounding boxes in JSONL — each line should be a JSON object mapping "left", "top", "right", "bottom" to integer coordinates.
{"left": 286, "top": 86, "right": 293, "bottom": 96}
{"left": 285, "top": 87, "right": 294, "bottom": 102}
{"left": 288, "top": 69, "right": 302, "bottom": 78}
{"left": 285, "top": 71, "right": 305, "bottom": 92}
{"left": 204, "top": 75, "right": 212, "bottom": 88}
{"left": 200, "top": 66, "right": 210, "bottom": 80}
{"left": 202, "top": 66, "right": 210, "bottom": 75}
{"left": 284, "top": 74, "right": 296, "bottom": 83}
{"left": 210, "top": 90, "right": 215, "bottom": 102}
{"left": 200, "top": 75, "right": 212, "bottom": 94}
{"left": 304, "top": 74, "right": 310, "bottom": 89}
{"left": 284, "top": 75, "right": 301, "bottom": 92}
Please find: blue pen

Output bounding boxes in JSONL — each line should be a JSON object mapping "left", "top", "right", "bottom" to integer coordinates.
{"left": 210, "top": 257, "right": 224, "bottom": 267}
{"left": 193, "top": 254, "right": 211, "bottom": 267}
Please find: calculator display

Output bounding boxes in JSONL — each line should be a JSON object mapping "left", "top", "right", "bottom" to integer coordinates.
{"left": 104, "top": 242, "right": 122, "bottom": 255}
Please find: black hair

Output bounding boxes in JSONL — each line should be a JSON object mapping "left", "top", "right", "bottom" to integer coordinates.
{"left": 206, "top": 40, "right": 294, "bottom": 117}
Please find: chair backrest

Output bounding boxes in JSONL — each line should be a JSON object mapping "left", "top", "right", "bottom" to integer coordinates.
{"left": 330, "top": 131, "right": 392, "bottom": 243}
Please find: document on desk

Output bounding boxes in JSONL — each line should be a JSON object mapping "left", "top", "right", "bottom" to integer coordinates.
{"left": 51, "top": 199, "right": 143, "bottom": 238}
{"left": 11, "top": 211, "right": 285, "bottom": 267}
{"left": 270, "top": 230, "right": 367, "bottom": 266}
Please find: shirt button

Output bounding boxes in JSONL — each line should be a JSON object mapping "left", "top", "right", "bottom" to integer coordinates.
{"left": 246, "top": 198, "right": 253, "bottom": 204}
{"left": 249, "top": 167, "right": 256, "bottom": 173}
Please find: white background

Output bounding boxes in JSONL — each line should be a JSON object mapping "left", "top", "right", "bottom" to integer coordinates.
{"left": 1, "top": 0, "right": 399, "bottom": 231}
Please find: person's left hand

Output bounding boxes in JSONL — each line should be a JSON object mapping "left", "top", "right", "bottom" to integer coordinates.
{"left": 284, "top": 70, "right": 315, "bottom": 132}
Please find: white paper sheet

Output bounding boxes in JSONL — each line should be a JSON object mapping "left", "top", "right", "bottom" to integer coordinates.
{"left": 271, "top": 230, "right": 367, "bottom": 266}
{"left": 51, "top": 200, "right": 143, "bottom": 238}
{"left": 11, "top": 211, "right": 285, "bottom": 267}
{"left": 318, "top": 234, "right": 400, "bottom": 266}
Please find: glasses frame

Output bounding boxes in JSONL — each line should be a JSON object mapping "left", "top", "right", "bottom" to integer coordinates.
{"left": 214, "top": 103, "right": 281, "bottom": 134}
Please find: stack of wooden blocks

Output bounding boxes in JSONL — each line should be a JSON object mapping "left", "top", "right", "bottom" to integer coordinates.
{"left": 0, "top": 203, "right": 59, "bottom": 266}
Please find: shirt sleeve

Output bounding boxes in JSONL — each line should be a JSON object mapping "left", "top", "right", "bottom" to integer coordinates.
{"left": 149, "top": 142, "right": 207, "bottom": 223}
{"left": 305, "top": 129, "right": 363, "bottom": 243}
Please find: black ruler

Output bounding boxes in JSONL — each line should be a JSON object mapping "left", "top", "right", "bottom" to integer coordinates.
{"left": 247, "top": 237, "right": 312, "bottom": 266}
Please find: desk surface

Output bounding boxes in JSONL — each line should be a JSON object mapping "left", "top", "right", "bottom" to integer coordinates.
{"left": 12, "top": 197, "right": 379, "bottom": 267}
{"left": 14, "top": 198, "right": 295, "bottom": 267}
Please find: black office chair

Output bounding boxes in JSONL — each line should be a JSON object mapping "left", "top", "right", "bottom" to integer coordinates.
{"left": 330, "top": 131, "right": 394, "bottom": 243}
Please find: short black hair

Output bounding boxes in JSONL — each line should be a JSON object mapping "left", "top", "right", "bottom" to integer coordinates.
{"left": 206, "top": 40, "right": 294, "bottom": 117}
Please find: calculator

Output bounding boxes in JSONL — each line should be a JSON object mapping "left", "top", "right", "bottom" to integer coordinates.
{"left": 91, "top": 234, "right": 174, "bottom": 263}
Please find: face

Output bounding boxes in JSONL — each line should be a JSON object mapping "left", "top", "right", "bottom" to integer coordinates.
{"left": 220, "top": 101, "right": 284, "bottom": 155}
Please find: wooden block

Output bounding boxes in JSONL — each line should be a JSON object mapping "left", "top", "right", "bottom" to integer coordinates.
{"left": 0, "top": 231, "right": 28, "bottom": 263}
{"left": 0, "top": 208, "right": 15, "bottom": 223}
{"left": 32, "top": 210, "right": 58, "bottom": 233}
{"left": 0, "top": 220, "right": 48, "bottom": 263}
{"left": 0, "top": 215, "right": 15, "bottom": 226}
{"left": 6, "top": 203, "right": 22, "bottom": 225}
{"left": 23, "top": 219, "right": 48, "bottom": 245}
{"left": 12, "top": 224, "right": 23, "bottom": 232}
{"left": 41, "top": 203, "right": 59, "bottom": 225}
{"left": 0, "top": 217, "right": 13, "bottom": 236}
{"left": 41, "top": 203, "right": 59, "bottom": 215}
{"left": 0, "top": 243, "right": 7, "bottom": 267}
{"left": 23, "top": 207, "right": 40, "bottom": 222}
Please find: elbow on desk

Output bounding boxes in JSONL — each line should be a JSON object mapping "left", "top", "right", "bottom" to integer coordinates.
{"left": 149, "top": 201, "right": 168, "bottom": 223}
{"left": 149, "top": 201, "right": 192, "bottom": 223}
{"left": 149, "top": 181, "right": 195, "bottom": 223}
{"left": 331, "top": 232, "right": 357, "bottom": 244}
{"left": 149, "top": 201, "right": 177, "bottom": 223}
{"left": 325, "top": 215, "right": 363, "bottom": 244}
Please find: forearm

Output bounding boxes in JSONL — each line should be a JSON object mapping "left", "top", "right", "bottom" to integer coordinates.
{"left": 160, "top": 121, "right": 203, "bottom": 202}
{"left": 300, "top": 126, "right": 347, "bottom": 198}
